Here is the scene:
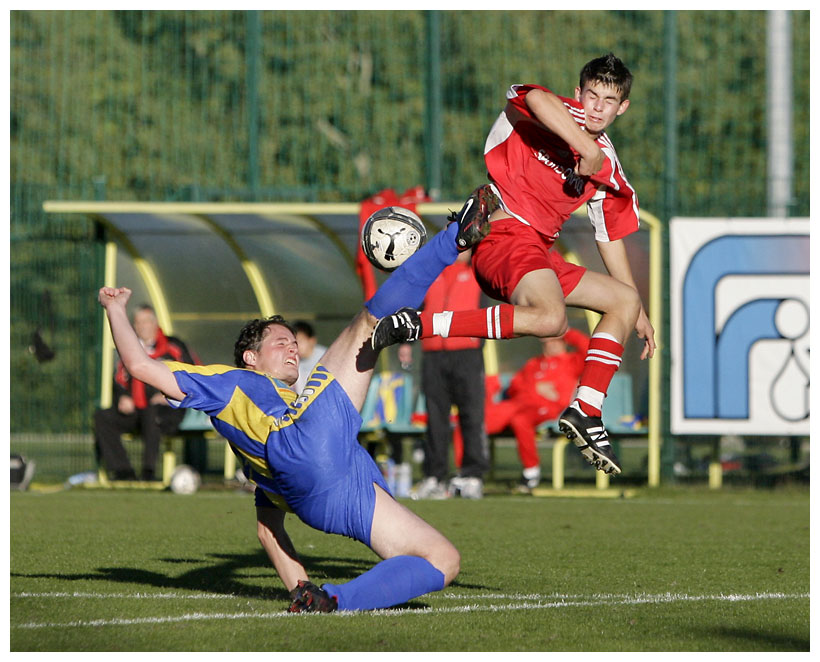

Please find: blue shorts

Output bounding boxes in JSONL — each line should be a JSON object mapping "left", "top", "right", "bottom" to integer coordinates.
{"left": 262, "top": 369, "right": 389, "bottom": 546}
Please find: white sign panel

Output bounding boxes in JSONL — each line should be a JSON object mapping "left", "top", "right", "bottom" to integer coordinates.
{"left": 670, "top": 218, "right": 809, "bottom": 435}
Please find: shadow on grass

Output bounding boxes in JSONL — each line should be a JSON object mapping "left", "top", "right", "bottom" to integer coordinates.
{"left": 13, "top": 544, "right": 495, "bottom": 611}
{"left": 693, "top": 625, "right": 809, "bottom": 652}
{"left": 12, "top": 549, "right": 374, "bottom": 603}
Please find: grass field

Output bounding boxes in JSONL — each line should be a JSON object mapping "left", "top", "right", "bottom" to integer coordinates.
{"left": 10, "top": 484, "right": 809, "bottom": 652}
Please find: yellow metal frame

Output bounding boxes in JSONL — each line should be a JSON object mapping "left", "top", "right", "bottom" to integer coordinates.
{"left": 96, "top": 225, "right": 173, "bottom": 409}
{"left": 192, "top": 214, "right": 276, "bottom": 317}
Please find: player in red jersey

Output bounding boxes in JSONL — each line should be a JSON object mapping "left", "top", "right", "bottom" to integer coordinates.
{"left": 373, "top": 54, "right": 655, "bottom": 475}
{"left": 486, "top": 328, "right": 589, "bottom": 489}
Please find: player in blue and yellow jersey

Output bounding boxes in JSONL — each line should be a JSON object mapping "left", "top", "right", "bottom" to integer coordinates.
{"left": 97, "top": 202, "right": 491, "bottom": 613}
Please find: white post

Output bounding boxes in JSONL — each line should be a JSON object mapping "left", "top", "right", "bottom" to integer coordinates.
{"left": 767, "top": 10, "right": 793, "bottom": 218}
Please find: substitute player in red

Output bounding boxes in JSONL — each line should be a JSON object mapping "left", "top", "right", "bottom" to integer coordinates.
{"left": 486, "top": 328, "right": 589, "bottom": 489}
{"left": 374, "top": 53, "right": 655, "bottom": 475}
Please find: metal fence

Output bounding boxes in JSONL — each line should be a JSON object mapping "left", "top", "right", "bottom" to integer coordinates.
{"left": 10, "top": 10, "right": 810, "bottom": 479}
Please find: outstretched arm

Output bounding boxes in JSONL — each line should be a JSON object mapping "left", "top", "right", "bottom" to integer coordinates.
{"left": 98, "top": 287, "right": 186, "bottom": 401}
{"left": 596, "top": 241, "right": 656, "bottom": 360}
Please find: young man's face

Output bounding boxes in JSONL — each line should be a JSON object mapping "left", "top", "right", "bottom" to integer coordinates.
{"left": 574, "top": 80, "right": 630, "bottom": 137}
{"left": 243, "top": 324, "right": 300, "bottom": 385}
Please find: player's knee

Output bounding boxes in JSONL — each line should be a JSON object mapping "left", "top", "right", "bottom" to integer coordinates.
{"left": 432, "top": 542, "right": 461, "bottom": 586}
{"left": 620, "top": 286, "right": 642, "bottom": 324}
{"left": 530, "top": 308, "right": 568, "bottom": 338}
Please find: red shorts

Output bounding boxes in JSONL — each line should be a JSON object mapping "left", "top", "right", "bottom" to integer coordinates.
{"left": 471, "top": 217, "right": 586, "bottom": 302}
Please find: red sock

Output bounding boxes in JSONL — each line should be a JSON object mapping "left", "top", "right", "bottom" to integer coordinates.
{"left": 574, "top": 333, "right": 624, "bottom": 417}
{"left": 419, "top": 305, "right": 514, "bottom": 340}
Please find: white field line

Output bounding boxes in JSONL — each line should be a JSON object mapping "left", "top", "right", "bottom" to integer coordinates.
{"left": 11, "top": 591, "right": 809, "bottom": 630}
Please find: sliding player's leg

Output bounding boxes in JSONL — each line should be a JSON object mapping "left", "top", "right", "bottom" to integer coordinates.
{"left": 318, "top": 484, "right": 459, "bottom": 611}
{"left": 320, "top": 222, "right": 464, "bottom": 410}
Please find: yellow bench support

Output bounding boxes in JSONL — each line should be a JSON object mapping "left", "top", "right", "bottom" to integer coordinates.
{"left": 529, "top": 438, "right": 630, "bottom": 498}
{"left": 550, "top": 439, "right": 610, "bottom": 490}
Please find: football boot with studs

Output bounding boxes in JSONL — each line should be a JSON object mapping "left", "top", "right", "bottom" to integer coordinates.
{"left": 447, "top": 184, "right": 499, "bottom": 252}
{"left": 371, "top": 307, "right": 422, "bottom": 351}
{"left": 558, "top": 405, "right": 622, "bottom": 475}
{"left": 287, "top": 580, "right": 338, "bottom": 613}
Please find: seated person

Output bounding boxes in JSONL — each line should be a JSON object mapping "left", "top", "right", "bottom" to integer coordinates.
{"left": 94, "top": 304, "right": 197, "bottom": 481}
{"left": 454, "top": 327, "right": 588, "bottom": 489}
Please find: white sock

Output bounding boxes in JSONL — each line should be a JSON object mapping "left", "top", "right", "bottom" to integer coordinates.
{"left": 431, "top": 311, "right": 454, "bottom": 338}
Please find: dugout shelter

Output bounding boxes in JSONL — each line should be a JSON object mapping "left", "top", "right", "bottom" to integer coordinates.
{"left": 43, "top": 198, "right": 663, "bottom": 487}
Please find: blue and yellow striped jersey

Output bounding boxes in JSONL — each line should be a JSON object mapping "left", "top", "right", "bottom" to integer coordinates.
{"left": 164, "top": 361, "right": 298, "bottom": 510}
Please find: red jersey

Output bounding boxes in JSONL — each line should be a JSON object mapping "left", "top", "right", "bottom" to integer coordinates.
{"left": 484, "top": 84, "right": 640, "bottom": 242}
{"left": 506, "top": 328, "right": 589, "bottom": 410}
{"left": 115, "top": 328, "right": 196, "bottom": 408}
{"left": 421, "top": 261, "right": 483, "bottom": 352}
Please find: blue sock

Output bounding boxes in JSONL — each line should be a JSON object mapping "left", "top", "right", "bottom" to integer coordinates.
{"left": 322, "top": 555, "right": 446, "bottom": 611}
{"left": 365, "top": 223, "right": 459, "bottom": 319}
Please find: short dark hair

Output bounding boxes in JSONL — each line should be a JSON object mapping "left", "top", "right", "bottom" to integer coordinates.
{"left": 233, "top": 315, "right": 296, "bottom": 368}
{"left": 292, "top": 320, "right": 316, "bottom": 338}
{"left": 579, "top": 53, "right": 633, "bottom": 100}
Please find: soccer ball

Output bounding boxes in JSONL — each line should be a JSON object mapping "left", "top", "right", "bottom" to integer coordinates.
{"left": 361, "top": 206, "right": 427, "bottom": 272}
{"left": 169, "top": 465, "right": 201, "bottom": 495}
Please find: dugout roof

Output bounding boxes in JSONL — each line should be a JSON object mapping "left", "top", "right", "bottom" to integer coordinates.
{"left": 42, "top": 200, "right": 658, "bottom": 361}
{"left": 42, "top": 201, "right": 467, "bottom": 366}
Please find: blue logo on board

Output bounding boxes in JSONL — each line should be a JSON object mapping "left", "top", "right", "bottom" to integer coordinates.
{"left": 681, "top": 234, "right": 810, "bottom": 421}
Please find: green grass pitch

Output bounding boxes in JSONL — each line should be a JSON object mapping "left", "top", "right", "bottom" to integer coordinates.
{"left": 10, "top": 486, "right": 808, "bottom": 651}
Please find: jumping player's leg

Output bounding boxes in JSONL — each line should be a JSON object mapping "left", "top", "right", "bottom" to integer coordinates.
{"left": 565, "top": 269, "right": 641, "bottom": 343}
{"left": 551, "top": 269, "right": 642, "bottom": 474}
{"left": 564, "top": 268, "right": 641, "bottom": 416}
{"left": 321, "top": 484, "right": 460, "bottom": 611}
{"left": 372, "top": 267, "right": 565, "bottom": 350}
{"left": 372, "top": 222, "right": 571, "bottom": 347}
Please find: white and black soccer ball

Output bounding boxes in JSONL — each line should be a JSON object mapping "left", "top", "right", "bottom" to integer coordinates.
{"left": 361, "top": 206, "right": 427, "bottom": 272}
{"left": 169, "top": 465, "right": 201, "bottom": 495}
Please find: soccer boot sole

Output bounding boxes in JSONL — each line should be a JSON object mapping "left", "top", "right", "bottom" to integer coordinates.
{"left": 558, "top": 417, "right": 622, "bottom": 475}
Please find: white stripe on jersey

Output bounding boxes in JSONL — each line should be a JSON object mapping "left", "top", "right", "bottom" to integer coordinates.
{"left": 484, "top": 110, "right": 515, "bottom": 155}
{"left": 506, "top": 84, "right": 525, "bottom": 100}
{"left": 587, "top": 188, "right": 609, "bottom": 242}
{"left": 567, "top": 105, "right": 586, "bottom": 123}
{"left": 602, "top": 146, "right": 621, "bottom": 191}
{"left": 599, "top": 134, "right": 641, "bottom": 227}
